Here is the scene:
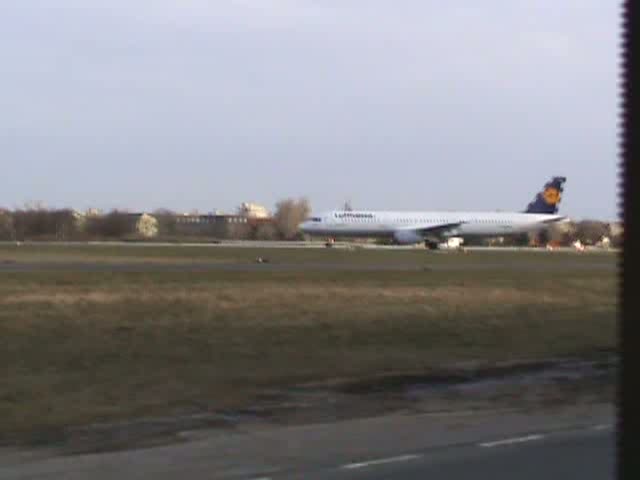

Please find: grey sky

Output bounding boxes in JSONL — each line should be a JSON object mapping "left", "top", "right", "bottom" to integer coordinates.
{"left": 1, "top": 1, "right": 620, "bottom": 220}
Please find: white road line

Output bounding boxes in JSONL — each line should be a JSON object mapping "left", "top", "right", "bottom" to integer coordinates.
{"left": 341, "top": 454, "right": 422, "bottom": 470}
{"left": 479, "top": 434, "right": 545, "bottom": 448}
{"left": 592, "top": 424, "right": 613, "bottom": 431}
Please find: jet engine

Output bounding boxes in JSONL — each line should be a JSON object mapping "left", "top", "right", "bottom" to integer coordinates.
{"left": 393, "top": 230, "right": 423, "bottom": 245}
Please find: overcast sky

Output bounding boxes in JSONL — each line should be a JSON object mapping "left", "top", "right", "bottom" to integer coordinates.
{"left": 1, "top": 1, "right": 620, "bottom": 220}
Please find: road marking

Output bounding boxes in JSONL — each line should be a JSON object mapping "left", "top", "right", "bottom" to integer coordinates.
{"left": 479, "top": 434, "right": 544, "bottom": 448}
{"left": 592, "top": 424, "right": 613, "bottom": 431}
{"left": 341, "top": 454, "right": 422, "bottom": 470}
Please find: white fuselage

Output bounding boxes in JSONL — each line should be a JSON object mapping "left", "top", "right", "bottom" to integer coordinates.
{"left": 299, "top": 210, "right": 566, "bottom": 242}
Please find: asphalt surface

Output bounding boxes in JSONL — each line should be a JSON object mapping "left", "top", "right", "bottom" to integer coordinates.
{"left": 0, "top": 261, "right": 615, "bottom": 273}
{"left": 297, "top": 429, "right": 614, "bottom": 480}
{"left": 0, "top": 406, "right": 614, "bottom": 480}
{"left": 0, "top": 240, "right": 620, "bottom": 253}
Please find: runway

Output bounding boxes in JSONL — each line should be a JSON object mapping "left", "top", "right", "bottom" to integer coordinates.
{"left": 0, "top": 239, "right": 620, "bottom": 253}
{"left": 0, "top": 261, "right": 615, "bottom": 273}
{"left": 0, "top": 405, "right": 614, "bottom": 480}
{"left": 298, "top": 429, "right": 614, "bottom": 480}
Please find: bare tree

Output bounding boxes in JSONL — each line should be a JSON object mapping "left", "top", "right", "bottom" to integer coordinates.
{"left": 0, "top": 211, "right": 14, "bottom": 240}
{"left": 610, "top": 232, "right": 622, "bottom": 248}
{"left": 575, "top": 220, "right": 609, "bottom": 245}
{"left": 152, "top": 208, "right": 177, "bottom": 235}
{"left": 502, "top": 232, "right": 530, "bottom": 247}
{"left": 609, "top": 223, "right": 623, "bottom": 248}
{"left": 254, "top": 222, "right": 278, "bottom": 240}
{"left": 11, "top": 207, "right": 77, "bottom": 240}
{"left": 545, "top": 221, "right": 581, "bottom": 246}
{"left": 533, "top": 228, "right": 550, "bottom": 246}
{"left": 273, "top": 197, "right": 311, "bottom": 240}
{"left": 85, "top": 210, "right": 132, "bottom": 238}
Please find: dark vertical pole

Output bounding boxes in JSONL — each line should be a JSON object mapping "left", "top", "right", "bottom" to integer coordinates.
{"left": 620, "top": 1, "right": 635, "bottom": 479}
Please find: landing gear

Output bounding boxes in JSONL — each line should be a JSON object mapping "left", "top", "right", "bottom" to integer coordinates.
{"left": 325, "top": 237, "right": 335, "bottom": 248}
{"left": 425, "top": 240, "right": 439, "bottom": 250}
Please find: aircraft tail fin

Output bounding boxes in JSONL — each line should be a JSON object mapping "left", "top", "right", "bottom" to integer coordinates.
{"left": 524, "top": 176, "right": 567, "bottom": 214}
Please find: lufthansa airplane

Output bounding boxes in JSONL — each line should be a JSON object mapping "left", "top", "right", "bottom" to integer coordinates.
{"left": 298, "top": 176, "right": 568, "bottom": 248}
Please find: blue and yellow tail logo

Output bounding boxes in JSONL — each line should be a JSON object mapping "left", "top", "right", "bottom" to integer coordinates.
{"left": 542, "top": 187, "right": 561, "bottom": 205}
{"left": 525, "top": 177, "right": 566, "bottom": 214}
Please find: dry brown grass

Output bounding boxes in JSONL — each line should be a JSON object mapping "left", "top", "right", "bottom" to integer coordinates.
{"left": 2, "top": 284, "right": 582, "bottom": 308}
{"left": 0, "top": 257, "right": 617, "bottom": 443}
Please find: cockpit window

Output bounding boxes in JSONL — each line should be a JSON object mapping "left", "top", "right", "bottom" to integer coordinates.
{"left": 307, "top": 217, "right": 322, "bottom": 222}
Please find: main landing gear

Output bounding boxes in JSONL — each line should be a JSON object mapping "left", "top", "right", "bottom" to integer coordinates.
{"left": 425, "top": 240, "right": 439, "bottom": 250}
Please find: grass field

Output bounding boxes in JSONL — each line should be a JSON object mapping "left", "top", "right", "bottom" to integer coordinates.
{"left": 0, "top": 246, "right": 618, "bottom": 443}
{"left": 0, "top": 243, "right": 618, "bottom": 265}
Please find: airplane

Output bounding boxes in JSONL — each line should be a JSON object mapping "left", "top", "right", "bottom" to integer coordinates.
{"left": 298, "top": 176, "right": 569, "bottom": 249}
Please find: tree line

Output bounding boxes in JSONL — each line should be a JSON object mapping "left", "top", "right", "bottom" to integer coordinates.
{"left": 0, "top": 208, "right": 135, "bottom": 241}
{"left": 0, "top": 198, "right": 312, "bottom": 241}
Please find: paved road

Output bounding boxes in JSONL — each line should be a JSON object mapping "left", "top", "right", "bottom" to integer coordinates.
{"left": 0, "top": 261, "right": 615, "bottom": 273}
{"left": 0, "top": 405, "right": 614, "bottom": 480}
{"left": 293, "top": 429, "right": 614, "bottom": 479}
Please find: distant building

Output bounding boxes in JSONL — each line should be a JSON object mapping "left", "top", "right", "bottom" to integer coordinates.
{"left": 174, "top": 213, "right": 258, "bottom": 239}
{"left": 237, "top": 202, "right": 271, "bottom": 219}
{"left": 85, "top": 208, "right": 102, "bottom": 217}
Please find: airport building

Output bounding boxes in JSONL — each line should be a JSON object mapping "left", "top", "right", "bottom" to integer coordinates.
{"left": 173, "top": 213, "right": 250, "bottom": 238}
{"left": 237, "top": 202, "right": 271, "bottom": 219}
{"left": 65, "top": 202, "right": 276, "bottom": 240}
{"left": 115, "top": 200, "right": 273, "bottom": 239}
{"left": 173, "top": 212, "right": 273, "bottom": 239}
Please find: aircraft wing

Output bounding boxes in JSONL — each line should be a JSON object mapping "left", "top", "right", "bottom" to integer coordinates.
{"left": 539, "top": 215, "right": 569, "bottom": 224}
{"left": 397, "top": 221, "right": 466, "bottom": 239}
